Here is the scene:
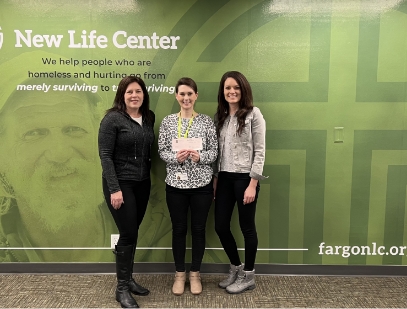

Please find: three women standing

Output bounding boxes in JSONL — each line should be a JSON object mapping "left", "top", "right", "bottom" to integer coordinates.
{"left": 98, "top": 76, "right": 154, "bottom": 308}
{"left": 158, "top": 77, "right": 218, "bottom": 296}
{"left": 98, "top": 72, "right": 263, "bottom": 304}
{"left": 214, "top": 71, "right": 267, "bottom": 294}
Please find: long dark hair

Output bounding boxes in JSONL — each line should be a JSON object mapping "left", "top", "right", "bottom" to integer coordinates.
{"left": 107, "top": 76, "right": 153, "bottom": 124}
{"left": 215, "top": 71, "right": 253, "bottom": 136}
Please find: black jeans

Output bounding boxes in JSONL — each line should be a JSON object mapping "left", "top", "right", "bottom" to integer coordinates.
{"left": 166, "top": 182, "right": 213, "bottom": 272}
{"left": 214, "top": 172, "right": 259, "bottom": 271}
{"left": 103, "top": 178, "right": 151, "bottom": 247}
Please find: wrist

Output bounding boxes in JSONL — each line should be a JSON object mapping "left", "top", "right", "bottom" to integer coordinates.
{"left": 249, "top": 179, "right": 258, "bottom": 188}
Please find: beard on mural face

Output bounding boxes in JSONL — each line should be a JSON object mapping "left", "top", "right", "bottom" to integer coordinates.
{"left": 4, "top": 155, "right": 101, "bottom": 235}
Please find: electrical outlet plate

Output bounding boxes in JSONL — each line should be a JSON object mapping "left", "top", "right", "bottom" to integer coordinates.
{"left": 111, "top": 234, "right": 119, "bottom": 249}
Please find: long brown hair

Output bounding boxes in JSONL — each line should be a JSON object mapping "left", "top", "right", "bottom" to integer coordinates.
{"left": 107, "top": 76, "right": 153, "bottom": 124}
{"left": 215, "top": 71, "right": 253, "bottom": 136}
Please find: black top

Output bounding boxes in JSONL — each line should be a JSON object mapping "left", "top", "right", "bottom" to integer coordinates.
{"left": 98, "top": 110, "right": 155, "bottom": 193}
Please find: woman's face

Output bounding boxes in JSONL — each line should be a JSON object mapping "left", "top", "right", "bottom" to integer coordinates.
{"left": 176, "top": 85, "right": 198, "bottom": 111}
{"left": 124, "top": 82, "right": 144, "bottom": 112}
{"left": 224, "top": 77, "right": 241, "bottom": 106}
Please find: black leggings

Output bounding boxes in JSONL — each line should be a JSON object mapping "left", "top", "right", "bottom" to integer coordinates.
{"left": 214, "top": 172, "right": 259, "bottom": 271}
{"left": 103, "top": 178, "right": 151, "bottom": 247}
{"left": 166, "top": 182, "right": 213, "bottom": 272}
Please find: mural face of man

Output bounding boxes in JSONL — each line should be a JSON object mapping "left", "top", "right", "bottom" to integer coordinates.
{"left": 0, "top": 89, "right": 104, "bottom": 246}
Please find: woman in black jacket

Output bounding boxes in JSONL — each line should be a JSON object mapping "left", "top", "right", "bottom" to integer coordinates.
{"left": 98, "top": 76, "right": 155, "bottom": 308}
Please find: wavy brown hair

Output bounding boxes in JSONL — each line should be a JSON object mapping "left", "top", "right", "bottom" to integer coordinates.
{"left": 215, "top": 71, "right": 253, "bottom": 136}
{"left": 107, "top": 76, "right": 153, "bottom": 124}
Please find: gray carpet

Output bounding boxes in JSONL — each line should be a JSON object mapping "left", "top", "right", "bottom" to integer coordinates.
{"left": 1, "top": 274, "right": 407, "bottom": 308}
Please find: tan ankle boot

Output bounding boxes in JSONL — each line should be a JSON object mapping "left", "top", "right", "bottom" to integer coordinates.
{"left": 189, "top": 271, "right": 202, "bottom": 295}
{"left": 172, "top": 271, "right": 186, "bottom": 296}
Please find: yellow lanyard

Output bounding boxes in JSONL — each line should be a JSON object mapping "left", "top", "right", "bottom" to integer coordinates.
{"left": 177, "top": 112, "right": 194, "bottom": 138}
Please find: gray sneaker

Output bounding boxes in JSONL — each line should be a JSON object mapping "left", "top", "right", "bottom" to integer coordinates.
{"left": 218, "top": 264, "right": 244, "bottom": 289}
{"left": 226, "top": 269, "right": 255, "bottom": 294}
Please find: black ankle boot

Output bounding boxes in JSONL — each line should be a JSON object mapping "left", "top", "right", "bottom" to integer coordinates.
{"left": 129, "top": 244, "right": 150, "bottom": 296}
{"left": 114, "top": 245, "right": 139, "bottom": 308}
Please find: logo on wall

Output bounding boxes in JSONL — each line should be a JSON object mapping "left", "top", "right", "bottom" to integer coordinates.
{"left": 0, "top": 27, "right": 3, "bottom": 49}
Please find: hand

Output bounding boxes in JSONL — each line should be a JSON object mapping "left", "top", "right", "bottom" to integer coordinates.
{"left": 111, "top": 191, "right": 124, "bottom": 210}
{"left": 176, "top": 149, "right": 190, "bottom": 163}
{"left": 188, "top": 150, "right": 200, "bottom": 163}
{"left": 243, "top": 185, "right": 257, "bottom": 205}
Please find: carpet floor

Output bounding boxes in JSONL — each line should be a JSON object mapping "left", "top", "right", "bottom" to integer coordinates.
{"left": 1, "top": 274, "right": 407, "bottom": 308}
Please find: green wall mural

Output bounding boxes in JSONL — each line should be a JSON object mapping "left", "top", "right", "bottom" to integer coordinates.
{"left": 0, "top": 0, "right": 406, "bottom": 265}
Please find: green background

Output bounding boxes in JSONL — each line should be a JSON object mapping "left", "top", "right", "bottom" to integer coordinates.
{"left": 0, "top": 0, "right": 406, "bottom": 265}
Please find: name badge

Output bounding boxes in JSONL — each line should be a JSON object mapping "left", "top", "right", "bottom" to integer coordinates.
{"left": 175, "top": 172, "right": 188, "bottom": 180}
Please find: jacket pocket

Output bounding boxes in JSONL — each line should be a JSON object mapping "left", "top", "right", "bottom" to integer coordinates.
{"left": 240, "top": 119, "right": 251, "bottom": 140}
{"left": 239, "top": 142, "right": 250, "bottom": 164}
{"left": 233, "top": 142, "right": 250, "bottom": 168}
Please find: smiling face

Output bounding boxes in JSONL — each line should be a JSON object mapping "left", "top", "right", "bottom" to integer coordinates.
{"left": 176, "top": 85, "right": 198, "bottom": 112}
{"left": 0, "top": 90, "right": 102, "bottom": 234}
{"left": 124, "top": 82, "right": 144, "bottom": 114}
{"left": 224, "top": 77, "right": 241, "bottom": 108}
